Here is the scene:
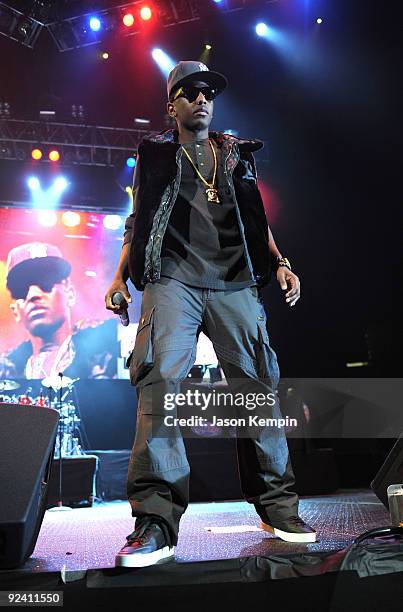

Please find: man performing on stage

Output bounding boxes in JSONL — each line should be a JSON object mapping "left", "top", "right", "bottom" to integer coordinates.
{"left": 105, "top": 61, "right": 316, "bottom": 568}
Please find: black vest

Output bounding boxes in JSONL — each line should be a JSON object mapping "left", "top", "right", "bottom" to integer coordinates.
{"left": 129, "top": 130, "right": 273, "bottom": 291}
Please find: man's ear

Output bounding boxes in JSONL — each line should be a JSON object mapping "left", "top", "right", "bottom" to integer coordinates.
{"left": 167, "top": 101, "right": 176, "bottom": 117}
{"left": 9, "top": 301, "right": 21, "bottom": 323}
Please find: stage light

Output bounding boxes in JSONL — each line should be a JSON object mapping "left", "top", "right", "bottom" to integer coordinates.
{"left": 37, "top": 210, "right": 57, "bottom": 227}
{"left": 89, "top": 17, "right": 101, "bottom": 32}
{"left": 123, "top": 13, "right": 134, "bottom": 27}
{"left": 71, "top": 104, "right": 85, "bottom": 121}
{"left": 31, "top": 148, "right": 43, "bottom": 161}
{"left": 126, "top": 156, "right": 136, "bottom": 168}
{"left": 0, "top": 101, "right": 11, "bottom": 117}
{"left": 205, "top": 44, "right": 212, "bottom": 50}
{"left": 103, "top": 215, "right": 123, "bottom": 230}
{"left": 49, "top": 149, "right": 60, "bottom": 162}
{"left": 152, "top": 48, "right": 175, "bottom": 75}
{"left": 62, "top": 211, "right": 81, "bottom": 227}
{"left": 126, "top": 186, "right": 133, "bottom": 211}
{"left": 316, "top": 18, "right": 323, "bottom": 24}
{"left": 140, "top": 6, "right": 152, "bottom": 21}
{"left": 101, "top": 52, "right": 109, "bottom": 59}
{"left": 53, "top": 177, "right": 68, "bottom": 193}
{"left": 256, "top": 23, "right": 268, "bottom": 37}
{"left": 28, "top": 177, "right": 40, "bottom": 190}
{"left": 39, "top": 110, "right": 55, "bottom": 120}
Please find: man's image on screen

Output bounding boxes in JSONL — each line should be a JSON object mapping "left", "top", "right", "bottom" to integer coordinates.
{"left": 1, "top": 242, "right": 117, "bottom": 380}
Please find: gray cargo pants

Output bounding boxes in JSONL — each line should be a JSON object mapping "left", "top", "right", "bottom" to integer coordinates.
{"left": 126, "top": 276, "right": 299, "bottom": 545}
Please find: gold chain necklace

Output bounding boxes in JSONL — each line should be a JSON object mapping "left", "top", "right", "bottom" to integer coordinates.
{"left": 181, "top": 139, "right": 220, "bottom": 203}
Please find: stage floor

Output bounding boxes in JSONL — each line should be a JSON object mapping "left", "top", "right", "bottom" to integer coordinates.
{"left": 14, "top": 488, "right": 390, "bottom": 574}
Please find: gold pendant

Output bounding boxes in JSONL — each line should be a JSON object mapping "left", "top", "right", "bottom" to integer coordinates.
{"left": 206, "top": 188, "right": 220, "bottom": 203}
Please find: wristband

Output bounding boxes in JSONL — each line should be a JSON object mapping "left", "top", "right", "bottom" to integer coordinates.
{"left": 276, "top": 256, "right": 292, "bottom": 271}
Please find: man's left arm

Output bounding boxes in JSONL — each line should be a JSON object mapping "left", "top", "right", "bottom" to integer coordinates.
{"left": 242, "top": 152, "right": 300, "bottom": 307}
{"left": 268, "top": 225, "right": 300, "bottom": 308}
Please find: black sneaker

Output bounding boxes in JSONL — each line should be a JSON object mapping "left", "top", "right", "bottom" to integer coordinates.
{"left": 115, "top": 520, "right": 175, "bottom": 568}
{"left": 260, "top": 516, "right": 317, "bottom": 543}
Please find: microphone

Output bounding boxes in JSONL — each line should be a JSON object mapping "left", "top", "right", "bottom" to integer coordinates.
{"left": 112, "top": 292, "right": 130, "bottom": 326}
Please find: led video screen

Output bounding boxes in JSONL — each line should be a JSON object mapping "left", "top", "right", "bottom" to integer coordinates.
{"left": 0, "top": 207, "right": 134, "bottom": 381}
{"left": 0, "top": 207, "right": 218, "bottom": 385}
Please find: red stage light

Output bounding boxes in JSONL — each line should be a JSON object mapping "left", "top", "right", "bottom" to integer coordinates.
{"left": 140, "top": 6, "right": 152, "bottom": 21}
{"left": 123, "top": 13, "right": 134, "bottom": 27}
{"left": 31, "top": 148, "right": 43, "bottom": 160}
{"left": 49, "top": 150, "right": 60, "bottom": 162}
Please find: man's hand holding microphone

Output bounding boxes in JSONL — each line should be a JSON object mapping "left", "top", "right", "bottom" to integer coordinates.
{"left": 105, "top": 241, "right": 133, "bottom": 326}
{"left": 105, "top": 278, "right": 132, "bottom": 326}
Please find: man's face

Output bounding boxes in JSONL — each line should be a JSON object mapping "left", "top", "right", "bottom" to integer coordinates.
{"left": 167, "top": 80, "right": 215, "bottom": 131}
{"left": 10, "top": 278, "right": 75, "bottom": 338}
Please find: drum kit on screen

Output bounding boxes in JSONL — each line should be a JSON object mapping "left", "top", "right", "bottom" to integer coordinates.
{"left": 0, "top": 377, "right": 85, "bottom": 458}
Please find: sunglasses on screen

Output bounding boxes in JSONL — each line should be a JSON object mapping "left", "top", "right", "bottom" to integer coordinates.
{"left": 11, "top": 278, "right": 61, "bottom": 301}
{"left": 171, "top": 85, "right": 217, "bottom": 103}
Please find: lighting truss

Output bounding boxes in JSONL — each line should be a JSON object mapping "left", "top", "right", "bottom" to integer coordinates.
{"left": 47, "top": 0, "right": 201, "bottom": 52}
{"left": 0, "top": 1, "right": 43, "bottom": 48}
{"left": 0, "top": 118, "right": 159, "bottom": 167}
{"left": 1, "top": 1, "right": 279, "bottom": 51}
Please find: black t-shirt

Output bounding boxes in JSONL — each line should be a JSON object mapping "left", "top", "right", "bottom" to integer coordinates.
{"left": 160, "top": 138, "right": 255, "bottom": 289}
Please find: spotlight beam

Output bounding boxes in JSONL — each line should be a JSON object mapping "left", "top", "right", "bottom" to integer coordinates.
{"left": 151, "top": 48, "right": 176, "bottom": 76}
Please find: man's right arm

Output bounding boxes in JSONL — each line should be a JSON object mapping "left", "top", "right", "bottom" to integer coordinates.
{"left": 105, "top": 154, "right": 141, "bottom": 313}
{"left": 104, "top": 242, "right": 132, "bottom": 313}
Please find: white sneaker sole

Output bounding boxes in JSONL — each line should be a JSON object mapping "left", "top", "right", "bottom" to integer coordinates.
{"left": 115, "top": 545, "right": 175, "bottom": 568}
{"left": 260, "top": 521, "right": 317, "bottom": 543}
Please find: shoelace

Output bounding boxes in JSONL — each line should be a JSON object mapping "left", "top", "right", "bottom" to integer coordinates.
{"left": 127, "top": 520, "right": 153, "bottom": 544}
{"left": 126, "top": 517, "right": 173, "bottom": 547}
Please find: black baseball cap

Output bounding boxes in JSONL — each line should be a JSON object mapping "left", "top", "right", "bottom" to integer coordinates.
{"left": 6, "top": 242, "right": 71, "bottom": 298}
{"left": 167, "top": 61, "right": 228, "bottom": 100}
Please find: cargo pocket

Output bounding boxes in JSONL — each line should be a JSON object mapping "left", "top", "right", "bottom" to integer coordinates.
{"left": 250, "top": 285, "right": 263, "bottom": 304}
{"left": 126, "top": 305, "right": 156, "bottom": 386}
{"left": 257, "top": 320, "right": 280, "bottom": 389}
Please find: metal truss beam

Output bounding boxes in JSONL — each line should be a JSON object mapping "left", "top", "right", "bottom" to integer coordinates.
{"left": 1, "top": 1, "right": 279, "bottom": 51}
{"left": 47, "top": 0, "right": 279, "bottom": 52}
{"left": 0, "top": 1, "right": 43, "bottom": 48}
{"left": 47, "top": 0, "right": 201, "bottom": 51}
{"left": 0, "top": 118, "right": 159, "bottom": 167}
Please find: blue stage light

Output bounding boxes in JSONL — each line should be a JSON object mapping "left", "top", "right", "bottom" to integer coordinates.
{"left": 256, "top": 23, "right": 268, "bottom": 37}
{"left": 28, "top": 177, "right": 40, "bottom": 190}
{"left": 126, "top": 157, "right": 136, "bottom": 168}
{"left": 53, "top": 177, "right": 68, "bottom": 193}
{"left": 89, "top": 17, "right": 101, "bottom": 32}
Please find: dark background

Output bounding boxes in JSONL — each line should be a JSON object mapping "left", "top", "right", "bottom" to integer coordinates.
{"left": 0, "top": 0, "right": 401, "bottom": 378}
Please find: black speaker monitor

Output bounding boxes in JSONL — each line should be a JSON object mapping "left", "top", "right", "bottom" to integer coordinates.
{"left": 0, "top": 404, "right": 59, "bottom": 569}
{"left": 371, "top": 433, "right": 403, "bottom": 508}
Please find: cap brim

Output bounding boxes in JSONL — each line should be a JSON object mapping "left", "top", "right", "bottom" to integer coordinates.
{"left": 6, "top": 257, "right": 71, "bottom": 296}
{"left": 169, "top": 70, "right": 228, "bottom": 99}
